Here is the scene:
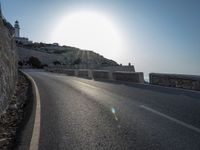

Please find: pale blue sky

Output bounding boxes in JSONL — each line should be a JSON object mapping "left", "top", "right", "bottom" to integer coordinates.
{"left": 1, "top": 0, "right": 200, "bottom": 77}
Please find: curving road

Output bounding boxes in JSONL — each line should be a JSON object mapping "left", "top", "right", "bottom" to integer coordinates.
{"left": 25, "top": 70, "right": 200, "bottom": 150}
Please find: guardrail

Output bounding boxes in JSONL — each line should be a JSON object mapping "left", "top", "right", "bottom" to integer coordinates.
{"left": 63, "top": 69, "right": 75, "bottom": 76}
{"left": 46, "top": 68, "right": 144, "bottom": 84}
{"left": 113, "top": 71, "right": 144, "bottom": 83}
{"left": 92, "top": 70, "right": 112, "bottom": 80}
{"left": 149, "top": 73, "right": 200, "bottom": 91}
{"left": 77, "top": 69, "right": 91, "bottom": 79}
{"left": 45, "top": 68, "right": 200, "bottom": 90}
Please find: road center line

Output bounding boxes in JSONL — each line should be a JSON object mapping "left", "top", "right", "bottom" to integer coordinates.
{"left": 140, "top": 105, "right": 200, "bottom": 134}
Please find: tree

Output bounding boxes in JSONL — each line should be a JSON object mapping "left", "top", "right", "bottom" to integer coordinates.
{"left": 28, "top": 56, "right": 42, "bottom": 68}
{"left": 18, "top": 61, "right": 23, "bottom": 67}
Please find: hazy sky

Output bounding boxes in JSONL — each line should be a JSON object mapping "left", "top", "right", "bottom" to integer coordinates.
{"left": 1, "top": 0, "right": 200, "bottom": 77}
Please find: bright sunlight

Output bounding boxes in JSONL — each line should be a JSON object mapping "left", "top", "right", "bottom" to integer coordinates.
{"left": 51, "top": 11, "right": 126, "bottom": 61}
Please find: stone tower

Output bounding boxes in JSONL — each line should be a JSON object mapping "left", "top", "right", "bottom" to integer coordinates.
{"left": 14, "top": 20, "right": 20, "bottom": 37}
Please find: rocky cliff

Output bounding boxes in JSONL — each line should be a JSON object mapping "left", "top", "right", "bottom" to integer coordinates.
{"left": 0, "top": 19, "right": 18, "bottom": 113}
{"left": 17, "top": 43, "right": 118, "bottom": 69}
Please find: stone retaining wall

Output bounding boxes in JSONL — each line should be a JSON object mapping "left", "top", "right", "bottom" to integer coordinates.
{"left": 100, "top": 66, "right": 135, "bottom": 72}
{"left": 0, "top": 21, "right": 18, "bottom": 113}
{"left": 149, "top": 73, "right": 200, "bottom": 91}
{"left": 92, "top": 70, "right": 110, "bottom": 80}
{"left": 63, "top": 69, "right": 75, "bottom": 76}
{"left": 113, "top": 72, "right": 144, "bottom": 83}
{"left": 77, "top": 69, "right": 91, "bottom": 79}
{"left": 47, "top": 68, "right": 144, "bottom": 84}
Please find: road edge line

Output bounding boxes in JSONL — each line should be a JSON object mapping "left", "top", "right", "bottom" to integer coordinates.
{"left": 140, "top": 105, "right": 200, "bottom": 134}
{"left": 22, "top": 71, "right": 41, "bottom": 150}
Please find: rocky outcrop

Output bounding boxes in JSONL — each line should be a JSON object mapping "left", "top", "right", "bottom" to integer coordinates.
{"left": 0, "top": 19, "right": 18, "bottom": 113}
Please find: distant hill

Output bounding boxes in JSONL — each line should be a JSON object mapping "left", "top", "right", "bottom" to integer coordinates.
{"left": 17, "top": 43, "right": 118, "bottom": 69}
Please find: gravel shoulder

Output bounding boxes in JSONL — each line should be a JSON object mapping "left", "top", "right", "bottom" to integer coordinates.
{"left": 0, "top": 71, "right": 34, "bottom": 150}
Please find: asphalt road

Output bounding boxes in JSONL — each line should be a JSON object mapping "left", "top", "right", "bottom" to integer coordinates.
{"left": 26, "top": 70, "right": 200, "bottom": 150}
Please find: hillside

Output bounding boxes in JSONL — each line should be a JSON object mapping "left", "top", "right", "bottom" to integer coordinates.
{"left": 17, "top": 43, "right": 118, "bottom": 69}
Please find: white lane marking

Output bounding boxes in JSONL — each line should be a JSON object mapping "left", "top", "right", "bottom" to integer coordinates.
{"left": 55, "top": 75, "right": 200, "bottom": 134}
{"left": 22, "top": 72, "right": 41, "bottom": 150}
{"left": 140, "top": 105, "right": 200, "bottom": 134}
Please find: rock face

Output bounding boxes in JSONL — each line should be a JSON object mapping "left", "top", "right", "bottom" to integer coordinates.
{"left": 17, "top": 43, "right": 118, "bottom": 69}
{"left": 0, "top": 19, "right": 18, "bottom": 113}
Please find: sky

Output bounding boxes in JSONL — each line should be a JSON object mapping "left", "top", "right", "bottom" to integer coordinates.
{"left": 1, "top": 0, "right": 200, "bottom": 78}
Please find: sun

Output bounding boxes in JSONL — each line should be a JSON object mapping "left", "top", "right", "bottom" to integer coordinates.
{"left": 51, "top": 10, "right": 126, "bottom": 61}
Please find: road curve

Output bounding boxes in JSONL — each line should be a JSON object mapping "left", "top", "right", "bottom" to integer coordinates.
{"left": 26, "top": 70, "right": 200, "bottom": 150}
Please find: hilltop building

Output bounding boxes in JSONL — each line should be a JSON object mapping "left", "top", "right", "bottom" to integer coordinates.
{"left": 14, "top": 20, "right": 20, "bottom": 37}
{"left": 14, "top": 20, "right": 32, "bottom": 44}
{"left": 1, "top": 3, "right": 30, "bottom": 41}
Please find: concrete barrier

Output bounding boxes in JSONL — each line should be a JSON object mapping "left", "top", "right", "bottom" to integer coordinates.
{"left": 55, "top": 69, "right": 64, "bottom": 73}
{"left": 149, "top": 73, "right": 200, "bottom": 91}
{"left": 92, "top": 70, "right": 111, "bottom": 80}
{"left": 63, "top": 69, "right": 75, "bottom": 76}
{"left": 100, "top": 65, "right": 135, "bottom": 72}
{"left": 77, "top": 69, "right": 91, "bottom": 79}
{"left": 75, "top": 70, "right": 78, "bottom": 77}
{"left": 46, "top": 68, "right": 61, "bottom": 73}
{"left": 113, "top": 72, "right": 144, "bottom": 83}
{"left": 88, "top": 70, "right": 93, "bottom": 79}
{"left": 45, "top": 68, "right": 144, "bottom": 83}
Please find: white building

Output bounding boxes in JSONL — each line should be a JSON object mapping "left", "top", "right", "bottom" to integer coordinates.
{"left": 14, "top": 20, "right": 32, "bottom": 44}
{"left": 14, "top": 20, "right": 20, "bottom": 37}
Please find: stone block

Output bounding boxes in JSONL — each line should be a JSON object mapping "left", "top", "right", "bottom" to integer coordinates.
{"left": 113, "top": 72, "right": 144, "bottom": 83}
{"left": 149, "top": 73, "right": 200, "bottom": 91}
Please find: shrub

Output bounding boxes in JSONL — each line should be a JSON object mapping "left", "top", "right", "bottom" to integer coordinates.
{"left": 28, "top": 56, "right": 42, "bottom": 68}
{"left": 53, "top": 61, "right": 61, "bottom": 65}
{"left": 53, "top": 50, "right": 66, "bottom": 54}
{"left": 42, "top": 64, "right": 48, "bottom": 68}
{"left": 18, "top": 61, "right": 23, "bottom": 66}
